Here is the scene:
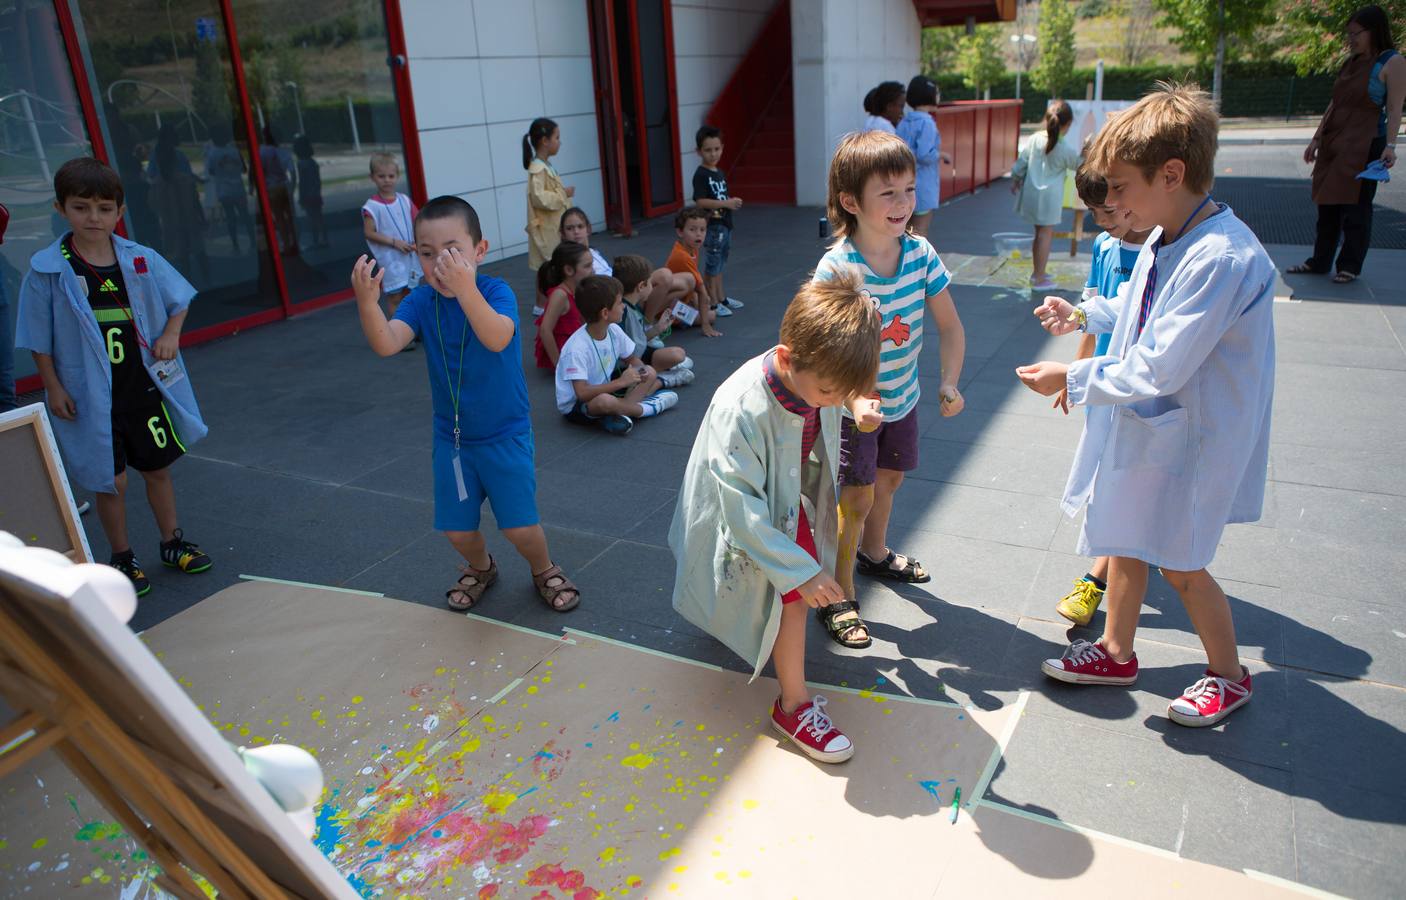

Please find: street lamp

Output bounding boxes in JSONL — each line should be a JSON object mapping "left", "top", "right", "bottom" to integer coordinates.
{"left": 1011, "top": 33, "right": 1036, "bottom": 100}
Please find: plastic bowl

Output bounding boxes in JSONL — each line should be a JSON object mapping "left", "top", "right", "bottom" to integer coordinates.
{"left": 992, "top": 232, "right": 1032, "bottom": 259}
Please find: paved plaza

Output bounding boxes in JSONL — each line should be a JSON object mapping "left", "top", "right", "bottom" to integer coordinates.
{"left": 37, "top": 141, "right": 1406, "bottom": 897}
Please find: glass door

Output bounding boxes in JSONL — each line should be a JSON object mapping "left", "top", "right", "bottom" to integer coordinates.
{"left": 628, "top": 0, "right": 682, "bottom": 217}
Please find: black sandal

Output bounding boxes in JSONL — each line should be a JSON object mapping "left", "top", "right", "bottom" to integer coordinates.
{"left": 817, "top": 600, "right": 872, "bottom": 649}
{"left": 1285, "top": 262, "right": 1323, "bottom": 275}
{"left": 856, "top": 548, "right": 931, "bottom": 584}
{"left": 1332, "top": 271, "right": 1358, "bottom": 284}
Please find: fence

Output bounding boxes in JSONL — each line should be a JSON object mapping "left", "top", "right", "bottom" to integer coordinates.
{"left": 933, "top": 100, "right": 1023, "bottom": 200}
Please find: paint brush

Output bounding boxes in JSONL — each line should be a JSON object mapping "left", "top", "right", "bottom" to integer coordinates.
{"left": 950, "top": 787, "right": 961, "bottom": 824}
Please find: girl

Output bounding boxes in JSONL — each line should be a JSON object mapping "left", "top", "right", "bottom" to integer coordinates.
{"left": 524, "top": 117, "right": 573, "bottom": 275}
{"left": 861, "top": 81, "right": 906, "bottom": 134}
{"left": 534, "top": 240, "right": 592, "bottom": 370}
{"left": 896, "top": 75, "right": 952, "bottom": 240}
{"left": 1011, "top": 100, "right": 1079, "bottom": 291}
{"left": 293, "top": 134, "right": 327, "bottom": 248}
{"left": 559, "top": 206, "right": 693, "bottom": 322}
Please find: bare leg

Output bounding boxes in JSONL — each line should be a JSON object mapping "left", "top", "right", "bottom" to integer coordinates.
{"left": 586, "top": 373, "right": 659, "bottom": 418}
{"left": 445, "top": 529, "right": 492, "bottom": 571}
{"left": 645, "top": 269, "right": 689, "bottom": 321}
{"left": 857, "top": 468, "right": 904, "bottom": 563}
{"left": 1090, "top": 556, "right": 1110, "bottom": 582}
{"left": 910, "top": 211, "right": 933, "bottom": 240}
{"left": 500, "top": 524, "right": 551, "bottom": 574}
{"left": 772, "top": 600, "right": 810, "bottom": 713}
{"left": 96, "top": 471, "right": 129, "bottom": 555}
{"left": 140, "top": 466, "right": 178, "bottom": 543}
{"left": 1162, "top": 567, "right": 1242, "bottom": 679}
{"left": 651, "top": 346, "right": 686, "bottom": 369}
{"left": 705, "top": 273, "right": 724, "bottom": 309}
{"left": 835, "top": 484, "right": 874, "bottom": 600}
{"left": 1032, "top": 225, "right": 1054, "bottom": 281}
{"left": 1098, "top": 555, "right": 1148, "bottom": 663}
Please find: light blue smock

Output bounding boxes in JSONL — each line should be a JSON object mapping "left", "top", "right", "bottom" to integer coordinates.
{"left": 15, "top": 235, "right": 207, "bottom": 493}
{"left": 897, "top": 109, "right": 941, "bottom": 212}
{"left": 1063, "top": 206, "right": 1275, "bottom": 572}
{"left": 1011, "top": 133, "right": 1081, "bottom": 226}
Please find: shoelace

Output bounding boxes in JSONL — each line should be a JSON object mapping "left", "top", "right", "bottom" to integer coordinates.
{"left": 1069, "top": 580, "right": 1101, "bottom": 602}
{"left": 796, "top": 695, "right": 835, "bottom": 739}
{"left": 1063, "top": 639, "right": 1107, "bottom": 666}
{"left": 1182, "top": 675, "right": 1247, "bottom": 709}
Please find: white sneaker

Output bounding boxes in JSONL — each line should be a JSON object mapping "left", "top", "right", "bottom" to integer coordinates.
{"left": 724, "top": 296, "right": 744, "bottom": 309}
{"left": 658, "top": 367, "right": 695, "bottom": 388}
{"left": 675, "top": 356, "right": 694, "bottom": 371}
{"left": 531, "top": 305, "right": 544, "bottom": 318}
{"left": 638, "top": 390, "right": 679, "bottom": 418}
{"left": 647, "top": 337, "right": 666, "bottom": 350}
{"left": 713, "top": 304, "right": 733, "bottom": 317}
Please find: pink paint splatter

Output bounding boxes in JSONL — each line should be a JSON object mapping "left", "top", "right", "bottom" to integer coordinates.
{"left": 477, "top": 885, "right": 499, "bottom": 900}
{"left": 525, "top": 862, "right": 601, "bottom": 898}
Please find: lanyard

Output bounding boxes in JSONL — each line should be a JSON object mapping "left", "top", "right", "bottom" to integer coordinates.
{"left": 380, "top": 195, "right": 412, "bottom": 244}
{"left": 594, "top": 334, "right": 616, "bottom": 380}
{"left": 433, "top": 292, "right": 469, "bottom": 449}
{"left": 1135, "top": 195, "right": 1213, "bottom": 340}
{"left": 68, "top": 239, "right": 150, "bottom": 350}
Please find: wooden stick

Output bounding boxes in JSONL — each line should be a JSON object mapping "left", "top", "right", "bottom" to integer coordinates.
{"left": 0, "top": 720, "right": 64, "bottom": 780}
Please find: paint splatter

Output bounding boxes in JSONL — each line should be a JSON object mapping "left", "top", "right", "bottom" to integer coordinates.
{"left": 620, "top": 753, "right": 656, "bottom": 770}
{"left": 919, "top": 780, "right": 944, "bottom": 802}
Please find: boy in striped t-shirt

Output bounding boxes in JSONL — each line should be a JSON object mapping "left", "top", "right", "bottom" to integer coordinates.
{"left": 812, "top": 131, "right": 967, "bottom": 646}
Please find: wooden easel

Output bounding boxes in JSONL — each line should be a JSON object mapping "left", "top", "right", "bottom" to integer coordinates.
{"left": 0, "top": 601, "right": 300, "bottom": 899}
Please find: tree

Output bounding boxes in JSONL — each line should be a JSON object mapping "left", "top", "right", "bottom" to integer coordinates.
{"left": 1281, "top": 0, "right": 1406, "bottom": 74}
{"left": 957, "top": 24, "right": 1007, "bottom": 97}
{"left": 1032, "top": 0, "right": 1078, "bottom": 98}
{"left": 1112, "top": 0, "right": 1158, "bottom": 66}
{"left": 922, "top": 26, "right": 963, "bottom": 78}
{"left": 1153, "top": 0, "right": 1273, "bottom": 102}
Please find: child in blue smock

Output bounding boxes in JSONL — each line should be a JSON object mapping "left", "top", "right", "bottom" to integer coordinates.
{"left": 1018, "top": 85, "right": 1276, "bottom": 729}
{"left": 1048, "top": 164, "right": 1154, "bottom": 628}
{"left": 16, "top": 157, "right": 212, "bottom": 597}
{"left": 896, "top": 75, "right": 951, "bottom": 241}
{"left": 350, "top": 195, "right": 581, "bottom": 613}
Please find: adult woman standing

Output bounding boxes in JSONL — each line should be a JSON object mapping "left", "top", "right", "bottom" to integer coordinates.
{"left": 1290, "top": 5, "right": 1404, "bottom": 283}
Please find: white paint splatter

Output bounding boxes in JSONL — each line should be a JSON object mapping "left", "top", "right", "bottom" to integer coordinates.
{"left": 422, "top": 714, "right": 440, "bottom": 733}
{"left": 1393, "top": 630, "right": 1406, "bottom": 640}
{"left": 1173, "top": 800, "right": 1189, "bottom": 856}
{"left": 360, "top": 766, "right": 374, "bottom": 775}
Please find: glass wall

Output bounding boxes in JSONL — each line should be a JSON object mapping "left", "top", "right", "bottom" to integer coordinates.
{"left": 0, "top": 1, "right": 95, "bottom": 383}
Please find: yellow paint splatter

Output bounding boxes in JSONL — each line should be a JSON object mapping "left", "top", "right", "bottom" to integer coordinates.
{"left": 483, "top": 791, "right": 517, "bottom": 814}
{"left": 658, "top": 847, "right": 681, "bottom": 861}
{"left": 674, "top": 865, "right": 689, "bottom": 874}
{"left": 696, "top": 724, "right": 706, "bottom": 732}
{"left": 31, "top": 838, "right": 47, "bottom": 849}
{"left": 742, "top": 799, "right": 758, "bottom": 810}
{"left": 739, "top": 870, "right": 753, "bottom": 878}
{"left": 627, "top": 875, "right": 643, "bottom": 888}
{"left": 435, "top": 666, "right": 447, "bottom": 675}
{"left": 600, "top": 847, "right": 618, "bottom": 862}
{"left": 541, "top": 675, "right": 552, "bottom": 683}
{"left": 621, "top": 753, "right": 656, "bottom": 769}
{"left": 526, "top": 685, "right": 539, "bottom": 695}
{"left": 628, "top": 742, "right": 641, "bottom": 750}
{"left": 350, "top": 695, "right": 364, "bottom": 705}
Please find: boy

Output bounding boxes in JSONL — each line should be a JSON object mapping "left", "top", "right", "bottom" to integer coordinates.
{"left": 554, "top": 274, "right": 680, "bottom": 436}
{"left": 665, "top": 207, "right": 722, "bottom": 338}
{"left": 814, "top": 131, "right": 966, "bottom": 648}
{"left": 1050, "top": 165, "right": 1154, "bottom": 627}
{"left": 17, "top": 157, "right": 211, "bottom": 596}
{"left": 691, "top": 125, "right": 744, "bottom": 317}
{"left": 670, "top": 267, "right": 880, "bottom": 764}
{"left": 1017, "top": 84, "right": 1276, "bottom": 727}
{"left": 361, "top": 153, "right": 421, "bottom": 331}
{"left": 611, "top": 254, "right": 694, "bottom": 387}
{"left": 350, "top": 196, "right": 581, "bottom": 612}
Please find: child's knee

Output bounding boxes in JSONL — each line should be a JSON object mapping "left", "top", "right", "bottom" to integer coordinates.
{"left": 1161, "top": 566, "right": 1210, "bottom": 594}
{"left": 141, "top": 465, "right": 173, "bottom": 484}
{"left": 838, "top": 485, "right": 875, "bottom": 520}
{"left": 658, "top": 347, "right": 686, "bottom": 369}
{"left": 500, "top": 524, "right": 544, "bottom": 544}
{"left": 444, "top": 529, "right": 483, "bottom": 544}
{"left": 874, "top": 469, "right": 905, "bottom": 493}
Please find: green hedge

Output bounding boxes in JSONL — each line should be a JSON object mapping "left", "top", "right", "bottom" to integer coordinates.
{"left": 934, "top": 62, "right": 1335, "bottom": 121}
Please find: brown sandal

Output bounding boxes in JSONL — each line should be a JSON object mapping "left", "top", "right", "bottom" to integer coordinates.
{"left": 533, "top": 563, "right": 580, "bottom": 612}
{"left": 446, "top": 556, "right": 498, "bottom": 610}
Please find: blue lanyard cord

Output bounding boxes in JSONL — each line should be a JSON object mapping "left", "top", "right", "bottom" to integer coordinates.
{"left": 1136, "top": 195, "right": 1213, "bottom": 339}
{"left": 433, "top": 293, "right": 469, "bottom": 448}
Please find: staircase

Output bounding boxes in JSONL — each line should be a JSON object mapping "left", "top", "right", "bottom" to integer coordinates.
{"left": 704, "top": 0, "right": 795, "bottom": 205}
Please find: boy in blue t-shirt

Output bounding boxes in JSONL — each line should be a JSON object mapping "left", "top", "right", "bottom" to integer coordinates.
{"left": 1048, "top": 165, "right": 1152, "bottom": 627}
{"left": 350, "top": 196, "right": 580, "bottom": 613}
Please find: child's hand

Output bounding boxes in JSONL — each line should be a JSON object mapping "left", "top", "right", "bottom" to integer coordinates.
{"left": 793, "top": 571, "right": 845, "bottom": 609}
{"left": 656, "top": 308, "right": 674, "bottom": 328}
{"left": 729, "top": 197, "right": 743, "bottom": 209}
{"left": 1015, "top": 361, "right": 1069, "bottom": 397}
{"left": 1010, "top": 178, "right": 1023, "bottom": 195}
{"left": 47, "top": 385, "right": 76, "bottom": 420}
{"left": 1033, "top": 295, "right": 1081, "bottom": 336}
{"left": 1053, "top": 388, "right": 1070, "bottom": 414}
{"left": 433, "top": 247, "right": 478, "bottom": 298}
{"left": 938, "top": 384, "right": 964, "bottom": 417}
{"left": 618, "top": 366, "right": 643, "bottom": 387}
{"left": 351, "top": 255, "right": 385, "bottom": 306}
{"left": 565, "top": 185, "right": 576, "bottom": 198}
{"left": 394, "top": 239, "right": 415, "bottom": 254}
{"left": 853, "top": 395, "right": 883, "bottom": 432}
{"left": 153, "top": 332, "right": 180, "bottom": 361}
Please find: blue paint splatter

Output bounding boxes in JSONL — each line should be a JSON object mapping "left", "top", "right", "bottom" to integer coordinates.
{"left": 957, "top": 714, "right": 965, "bottom": 720}
{"left": 643, "top": 704, "right": 652, "bottom": 711}
{"left": 607, "top": 711, "right": 621, "bottom": 722}
{"left": 432, "top": 829, "right": 443, "bottom": 838}
{"left": 312, "top": 802, "right": 345, "bottom": 858}
{"left": 535, "top": 750, "right": 555, "bottom": 760}
{"left": 585, "top": 742, "right": 593, "bottom": 748}
{"left": 918, "top": 780, "right": 943, "bottom": 803}
{"left": 518, "top": 786, "right": 539, "bottom": 799}
{"left": 876, "top": 676, "right": 887, "bottom": 685}
{"left": 674, "top": 720, "right": 684, "bottom": 727}
{"left": 364, "top": 840, "right": 381, "bottom": 848}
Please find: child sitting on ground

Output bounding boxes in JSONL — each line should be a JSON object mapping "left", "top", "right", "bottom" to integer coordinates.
{"left": 559, "top": 207, "right": 691, "bottom": 323}
{"left": 555, "top": 275, "right": 679, "bottom": 436}
{"left": 362, "top": 153, "right": 421, "bottom": 325}
{"left": 665, "top": 207, "right": 722, "bottom": 338}
{"left": 1017, "top": 83, "right": 1276, "bottom": 727}
{"left": 670, "top": 267, "right": 880, "bottom": 764}
{"left": 534, "top": 240, "right": 591, "bottom": 370}
{"left": 351, "top": 195, "right": 580, "bottom": 613}
{"left": 611, "top": 254, "right": 694, "bottom": 388}
{"left": 1048, "top": 164, "right": 1154, "bottom": 627}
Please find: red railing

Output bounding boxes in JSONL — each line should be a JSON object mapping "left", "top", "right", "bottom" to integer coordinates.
{"left": 933, "top": 99, "right": 1022, "bottom": 202}
{"left": 704, "top": 0, "right": 791, "bottom": 177}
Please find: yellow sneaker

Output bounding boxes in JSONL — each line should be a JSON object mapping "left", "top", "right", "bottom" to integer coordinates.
{"left": 1056, "top": 578, "right": 1105, "bottom": 626}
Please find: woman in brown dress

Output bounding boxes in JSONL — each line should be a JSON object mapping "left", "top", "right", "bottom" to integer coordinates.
{"left": 1290, "top": 5, "right": 1405, "bottom": 283}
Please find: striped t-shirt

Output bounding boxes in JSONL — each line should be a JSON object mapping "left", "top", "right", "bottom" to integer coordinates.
{"left": 813, "top": 233, "right": 951, "bottom": 421}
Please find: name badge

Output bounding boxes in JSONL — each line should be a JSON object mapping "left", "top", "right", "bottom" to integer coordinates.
{"left": 150, "top": 357, "right": 185, "bottom": 389}
{"left": 670, "top": 300, "right": 699, "bottom": 327}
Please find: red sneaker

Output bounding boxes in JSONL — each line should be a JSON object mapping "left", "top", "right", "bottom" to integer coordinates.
{"left": 1041, "top": 639, "right": 1139, "bottom": 685}
{"left": 1167, "top": 668, "right": 1252, "bottom": 727}
{"left": 770, "top": 695, "right": 854, "bottom": 764}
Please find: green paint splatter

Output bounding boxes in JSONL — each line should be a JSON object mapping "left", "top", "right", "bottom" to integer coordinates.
{"left": 30, "top": 838, "right": 46, "bottom": 849}
{"left": 75, "top": 821, "right": 124, "bottom": 842}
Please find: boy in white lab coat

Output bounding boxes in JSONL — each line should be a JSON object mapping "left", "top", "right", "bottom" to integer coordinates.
{"left": 1016, "top": 84, "right": 1276, "bottom": 728}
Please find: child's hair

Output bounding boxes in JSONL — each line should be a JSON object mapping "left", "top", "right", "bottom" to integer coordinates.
{"left": 612, "top": 254, "right": 653, "bottom": 296}
{"left": 576, "top": 274, "right": 623, "bottom": 322}
{"left": 863, "top": 81, "right": 905, "bottom": 116}
{"left": 369, "top": 152, "right": 398, "bottom": 174}
{"left": 674, "top": 206, "right": 708, "bottom": 230}
{"left": 826, "top": 131, "right": 915, "bottom": 240}
{"left": 54, "top": 157, "right": 124, "bottom": 207}
{"left": 537, "top": 240, "right": 590, "bottom": 296}
{"left": 415, "top": 195, "right": 483, "bottom": 244}
{"left": 1043, "top": 100, "right": 1074, "bottom": 154}
{"left": 559, "top": 206, "right": 590, "bottom": 236}
{"left": 1074, "top": 163, "right": 1108, "bottom": 208}
{"left": 906, "top": 75, "right": 939, "bottom": 108}
{"left": 1349, "top": 5, "right": 1395, "bottom": 53}
{"left": 1085, "top": 83, "right": 1217, "bottom": 194}
{"left": 522, "top": 117, "right": 559, "bottom": 169}
{"left": 780, "top": 266, "right": 882, "bottom": 400}
{"left": 695, "top": 124, "right": 722, "bottom": 148}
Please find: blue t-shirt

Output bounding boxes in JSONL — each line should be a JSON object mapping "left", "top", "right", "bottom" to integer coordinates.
{"left": 1086, "top": 231, "right": 1142, "bottom": 355}
{"left": 393, "top": 275, "right": 530, "bottom": 445}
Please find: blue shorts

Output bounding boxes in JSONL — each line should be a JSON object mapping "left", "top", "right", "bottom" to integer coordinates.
{"left": 701, "top": 222, "right": 731, "bottom": 276}
{"left": 432, "top": 430, "right": 539, "bottom": 533}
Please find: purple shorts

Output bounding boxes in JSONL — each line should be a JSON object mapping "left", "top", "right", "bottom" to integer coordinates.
{"left": 838, "top": 407, "right": 920, "bottom": 486}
